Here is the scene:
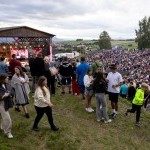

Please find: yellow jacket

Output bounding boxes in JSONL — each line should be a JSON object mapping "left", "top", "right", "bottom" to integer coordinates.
{"left": 132, "top": 89, "right": 144, "bottom": 105}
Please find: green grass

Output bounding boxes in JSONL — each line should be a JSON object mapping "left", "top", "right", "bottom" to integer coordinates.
{"left": 111, "top": 41, "right": 137, "bottom": 49}
{"left": 0, "top": 88, "right": 150, "bottom": 150}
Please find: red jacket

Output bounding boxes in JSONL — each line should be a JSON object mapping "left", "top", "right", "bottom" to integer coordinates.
{"left": 9, "top": 59, "right": 21, "bottom": 75}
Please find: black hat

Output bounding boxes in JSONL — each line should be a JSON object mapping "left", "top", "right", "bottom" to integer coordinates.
{"left": 109, "top": 64, "right": 117, "bottom": 69}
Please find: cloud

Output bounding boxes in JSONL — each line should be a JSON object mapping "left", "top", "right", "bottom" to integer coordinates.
{"left": 0, "top": 0, "right": 150, "bottom": 39}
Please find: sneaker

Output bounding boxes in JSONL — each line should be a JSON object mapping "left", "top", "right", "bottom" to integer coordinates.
{"left": 85, "top": 108, "right": 93, "bottom": 112}
{"left": 7, "top": 132, "right": 13, "bottom": 139}
{"left": 111, "top": 113, "right": 117, "bottom": 119}
{"left": 104, "top": 119, "right": 112, "bottom": 123}
{"left": 89, "top": 107, "right": 94, "bottom": 112}
{"left": 51, "top": 126, "right": 59, "bottom": 131}
{"left": 85, "top": 108, "right": 89, "bottom": 112}
{"left": 125, "top": 112, "right": 128, "bottom": 116}
{"left": 135, "top": 122, "right": 141, "bottom": 127}
{"left": 61, "top": 92, "right": 65, "bottom": 94}
{"left": 97, "top": 119, "right": 100, "bottom": 122}
{"left": 25, "top": 113, "right": 30, "bottom": 118}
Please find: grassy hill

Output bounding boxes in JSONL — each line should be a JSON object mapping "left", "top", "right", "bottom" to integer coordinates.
{"left": 0, "top": 88, "right": 149, "bottom": 150}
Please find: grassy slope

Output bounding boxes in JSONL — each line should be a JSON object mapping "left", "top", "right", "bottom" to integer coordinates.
{"left": 111, "top": 41, "right": 137, "bottom": 49}
{"left": 0, "top": 88, "right": 150, "bottom": 150}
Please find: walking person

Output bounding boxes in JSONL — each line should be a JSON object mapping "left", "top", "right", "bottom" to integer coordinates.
{"left": 125, "top": 83, "right": 149, "bottom": 126}
{"left": 32, "top": 76, "right": 59, "bottom": 131}
{"left": 0, "top": 74, "right": 14, "bottom": 138}
{"left": 106, "top": 64, "right": 123, "bottom": 118}
{"left": 93, "top": 72, "right": 112, "bottom": 123}
{"left": 11, "top": 66, "right": 30, "bottom": 118}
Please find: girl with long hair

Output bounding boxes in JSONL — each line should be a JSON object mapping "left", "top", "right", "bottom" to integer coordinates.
{"left": 32, "top": 76, "right": 59, "bottom": 131}
{"left": 93, "top": 72, "right": 112, "bottom": 123}
{"left": 11, "top": 66, "right": 30, "bottom": 118}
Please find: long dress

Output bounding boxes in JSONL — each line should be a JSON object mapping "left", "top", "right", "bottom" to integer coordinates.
{"left": 11, "top": 74, "right": 30, "bottom": 106}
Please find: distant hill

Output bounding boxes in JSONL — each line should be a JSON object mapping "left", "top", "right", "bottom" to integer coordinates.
{"left": 53, "top": 37, "right": 66, "bottom": 42}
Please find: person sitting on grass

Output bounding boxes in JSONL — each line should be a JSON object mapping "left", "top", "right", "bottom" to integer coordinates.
{"left": 32, "top": 76, "right": 59, "bottom": 131}
{"left": 125, "top": 83, "right": 149, "bottom": 126}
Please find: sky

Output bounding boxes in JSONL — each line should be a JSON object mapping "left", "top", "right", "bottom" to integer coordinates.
{"left": 0, "top": 0, "right": 150, "bottom": 40}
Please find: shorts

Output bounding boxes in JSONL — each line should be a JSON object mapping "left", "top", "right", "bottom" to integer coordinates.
{"left": 79, "top": 84, "right": 85, "bottom": 94}
{"left": 108, "top": 92, "right": 119, "bottom": 102}
{"left": 61, "top": 77, "right": 71, "bottom": 85}
{"left": 85, "top": 88, "right": 93, "bottom": 97}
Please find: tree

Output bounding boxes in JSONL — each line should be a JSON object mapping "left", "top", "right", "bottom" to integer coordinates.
{"left": 98, "top": 31, "right": 111, "bottom": 49}
{"left": 135, "top": 16, "right": 150, "bottom": 49}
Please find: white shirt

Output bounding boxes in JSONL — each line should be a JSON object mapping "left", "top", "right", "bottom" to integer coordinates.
{"left": 84, "top": 75, "right": 93, "bottom": 87}
{"left": 34, "top": 86, "right": 50, "bottom": 107}
{"left": 107, "top": 72, "right": 123, "bottom": 93}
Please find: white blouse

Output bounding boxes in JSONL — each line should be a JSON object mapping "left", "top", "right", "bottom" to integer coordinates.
{"left": 34, "top": 86, "right": 50, "bottom": 107}
{"left": 84, "top": 75, "right": 93, "bottom": 88}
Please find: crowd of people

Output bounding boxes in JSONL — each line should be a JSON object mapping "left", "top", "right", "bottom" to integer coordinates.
{"left": 0, "top": 48, "right": 150, "bottom": 139}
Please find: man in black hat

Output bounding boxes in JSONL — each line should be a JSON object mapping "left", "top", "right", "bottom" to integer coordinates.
{"left": 106, "top": 64, "right": 123, "bottom": 118}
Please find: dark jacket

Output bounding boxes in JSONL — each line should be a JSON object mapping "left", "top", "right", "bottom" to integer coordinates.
{"left": 0, "top": 85, "right": 14, "bottom": 111}
{"left": 93, "top": 79, "right": 107, "bottom": 93}
{"left": 9, "top": 59, "right": 21, "bottom": 75}
{"left": 128, "top": 86, "right": 136, "bottom": 98}
{"left": 59, "top": 62, "right": 73, "bottom": 78}
{"left": 31, "top": 57, "right": 45, "bottom": 76}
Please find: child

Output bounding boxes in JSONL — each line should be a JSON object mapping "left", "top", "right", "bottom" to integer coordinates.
{"left": 125, "top": 83, "right": 149, "bottom": 126}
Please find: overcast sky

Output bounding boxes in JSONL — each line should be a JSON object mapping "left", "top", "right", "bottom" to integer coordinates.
{"left": 0, "top": 0, "right": 149, "bottom": 40}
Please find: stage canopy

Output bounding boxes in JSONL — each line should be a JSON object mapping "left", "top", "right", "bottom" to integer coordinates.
{"left": 0, "top": 26, "right": 55, "bottom": 57}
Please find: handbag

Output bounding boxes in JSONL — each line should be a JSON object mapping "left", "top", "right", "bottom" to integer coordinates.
{"left": 86, "top": 84, "right": 93, "bottom": 91}
{"left": 49, "top": 66, "right": 58, "bottom": 76}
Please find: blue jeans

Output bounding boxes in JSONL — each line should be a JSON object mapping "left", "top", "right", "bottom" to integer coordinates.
{"left": 95, "top": 93, "right": 109, "bottom": 121}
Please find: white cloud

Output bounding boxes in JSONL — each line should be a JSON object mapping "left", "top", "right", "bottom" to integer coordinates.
{"left": 0, "top": 0, "right": 149, "bottom": 39}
